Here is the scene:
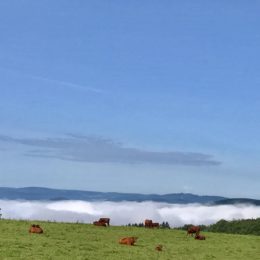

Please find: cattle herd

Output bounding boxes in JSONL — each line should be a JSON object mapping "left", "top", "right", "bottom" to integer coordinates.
{"left": 28, "top": 218, "right": 206, "bottom": 252}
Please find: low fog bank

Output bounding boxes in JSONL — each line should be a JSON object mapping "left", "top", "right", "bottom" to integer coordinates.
{"left": 1, "top": 200, "right": 260, "bottom": 227}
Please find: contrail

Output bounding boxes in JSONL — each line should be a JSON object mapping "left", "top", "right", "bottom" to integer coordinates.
{"left": 28, "top": 74, "right": 103, "bottom": 94}
{"left": 0, "top": 67, "right": 102, "bottom": 94}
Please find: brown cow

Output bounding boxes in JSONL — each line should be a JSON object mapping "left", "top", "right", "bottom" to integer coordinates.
{"left": 195, "top": 234, "right": 206, "bottom": 240}
{"left": 145, "top": 219, "right": 159, "bottom": 228}
{"left": 93, "top": 221, "right": 107, "bottom": 227}
{"left": 119, "top": 237, "right": 138, "bottom": 246}
{"left": 144, "top": 219, "right": 153, "bottom": 228}
{"left": 99, "top": 218, "right": 110, "bottom": 226}
{"left": 155, "top": 244, "right": 163, "bottom": 251}
{"left": 152, "top": 223, "right": 159, "bottom": 228}
{"left": 187, "top": 226, "right": 200, "bottom": 236}
{"left": 29, "top": 224, "right": 43, "bottom": 234}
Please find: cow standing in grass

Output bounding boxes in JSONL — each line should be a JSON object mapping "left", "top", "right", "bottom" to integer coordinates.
{"left": 145, "top": 219, "right": 159, "bottom": 228}
{"left": 98, "top": 218, "right": 110, "bottom": 226}
{"left": 187, "top": 226, "right": 200, "bottom": 236}
{"left": 145, "top": 219, "right": 153, "bottom": 228}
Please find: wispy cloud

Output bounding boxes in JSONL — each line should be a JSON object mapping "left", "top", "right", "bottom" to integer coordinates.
{"left": 27, "top": 74, "right": 102, "bottom": 94}
{"left": 1, "top": 200, "right": 259, "bottom": 227}
{"left": 0, "top": 134, "right": 220, "bottom": 166}
{"left": 0, "top": 67, "right": 102, "bottom": 93}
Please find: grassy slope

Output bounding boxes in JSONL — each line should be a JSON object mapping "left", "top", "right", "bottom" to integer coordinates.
{"left": 0, "top": 219, "right": 259, "bottom": 260}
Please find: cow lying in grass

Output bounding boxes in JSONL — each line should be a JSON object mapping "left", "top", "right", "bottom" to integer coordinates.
{"left": 29, "top": 224, "right": 43, "bottom": 234}
{"left": 155, "top": 244, "right": 163, "bottom": 251}
{"left": 119, "top": 237, "right": 138, "bottom": 246}
{"left": 195, "top": 234, "right": 206, "bottom": 240}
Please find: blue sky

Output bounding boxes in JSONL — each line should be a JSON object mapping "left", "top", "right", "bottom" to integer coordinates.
{"left": 0, "top": 0, "right": 260, "bottom": 198}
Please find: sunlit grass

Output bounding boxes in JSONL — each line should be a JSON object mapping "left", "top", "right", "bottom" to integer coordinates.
{"left": 0, "top": 219, "right": 259, "bottom": 259}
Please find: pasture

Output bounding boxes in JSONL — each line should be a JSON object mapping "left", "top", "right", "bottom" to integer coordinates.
{"left": 0, "top": 219, "right": 259, "bottom": 259}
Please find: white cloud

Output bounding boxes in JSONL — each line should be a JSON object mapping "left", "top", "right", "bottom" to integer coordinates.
{"left": 1, "top": 200, "right": 259, "bottom": 227}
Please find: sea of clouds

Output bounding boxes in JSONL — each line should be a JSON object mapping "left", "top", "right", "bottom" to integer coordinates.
{"left": 1, "top": 200, "right": 259, "bottom": 227}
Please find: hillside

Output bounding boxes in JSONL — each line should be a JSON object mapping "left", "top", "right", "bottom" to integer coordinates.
{"left": 214, "top": 198, "right": 260, "bottom": 206}
{"left": 0, "top": 187, "right": 227, "bottom": 204}
{"left": 1, "top": 187, "right": 260, "bottom": 205}
{"left": 0, "top": 219, "right": 259, "bottom": 259}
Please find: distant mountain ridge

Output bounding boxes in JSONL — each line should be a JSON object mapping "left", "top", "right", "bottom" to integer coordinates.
{"left": 0, "top": 187, "right": 259, "bottom": 205}
{"left": 214, "top": 198, "right": 260, "bottom": 206}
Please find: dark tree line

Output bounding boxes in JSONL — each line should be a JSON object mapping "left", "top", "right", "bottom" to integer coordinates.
{"left": 176, "top": 218, "right": 260, "bottom": 236}
{"left": 208, "top": 218, "right": 260, "bottom": 236}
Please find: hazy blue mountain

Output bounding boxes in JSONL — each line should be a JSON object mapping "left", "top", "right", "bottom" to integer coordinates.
{"left": 0, "top": 187, "right": 259, "bottom": 205}
{"left": 213, "top": 198, "right": 260, "bottom": 206}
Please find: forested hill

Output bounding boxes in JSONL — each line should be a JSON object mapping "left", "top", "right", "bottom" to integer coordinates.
{"left": 0, "top": 187, "right": 259, "bottom": 205}
{"left": 0, "top": 187, "right": 226, "bottom": 204}
{"left": 214, "top": 198, "right": 260, "bottom": 206}
{"left": 208, "top": 218, "right": 260, "bottom": 236}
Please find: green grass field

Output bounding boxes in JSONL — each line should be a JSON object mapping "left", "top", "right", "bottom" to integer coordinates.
{"left": 0, "top": 219, "right": 259, "bottom": 260}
